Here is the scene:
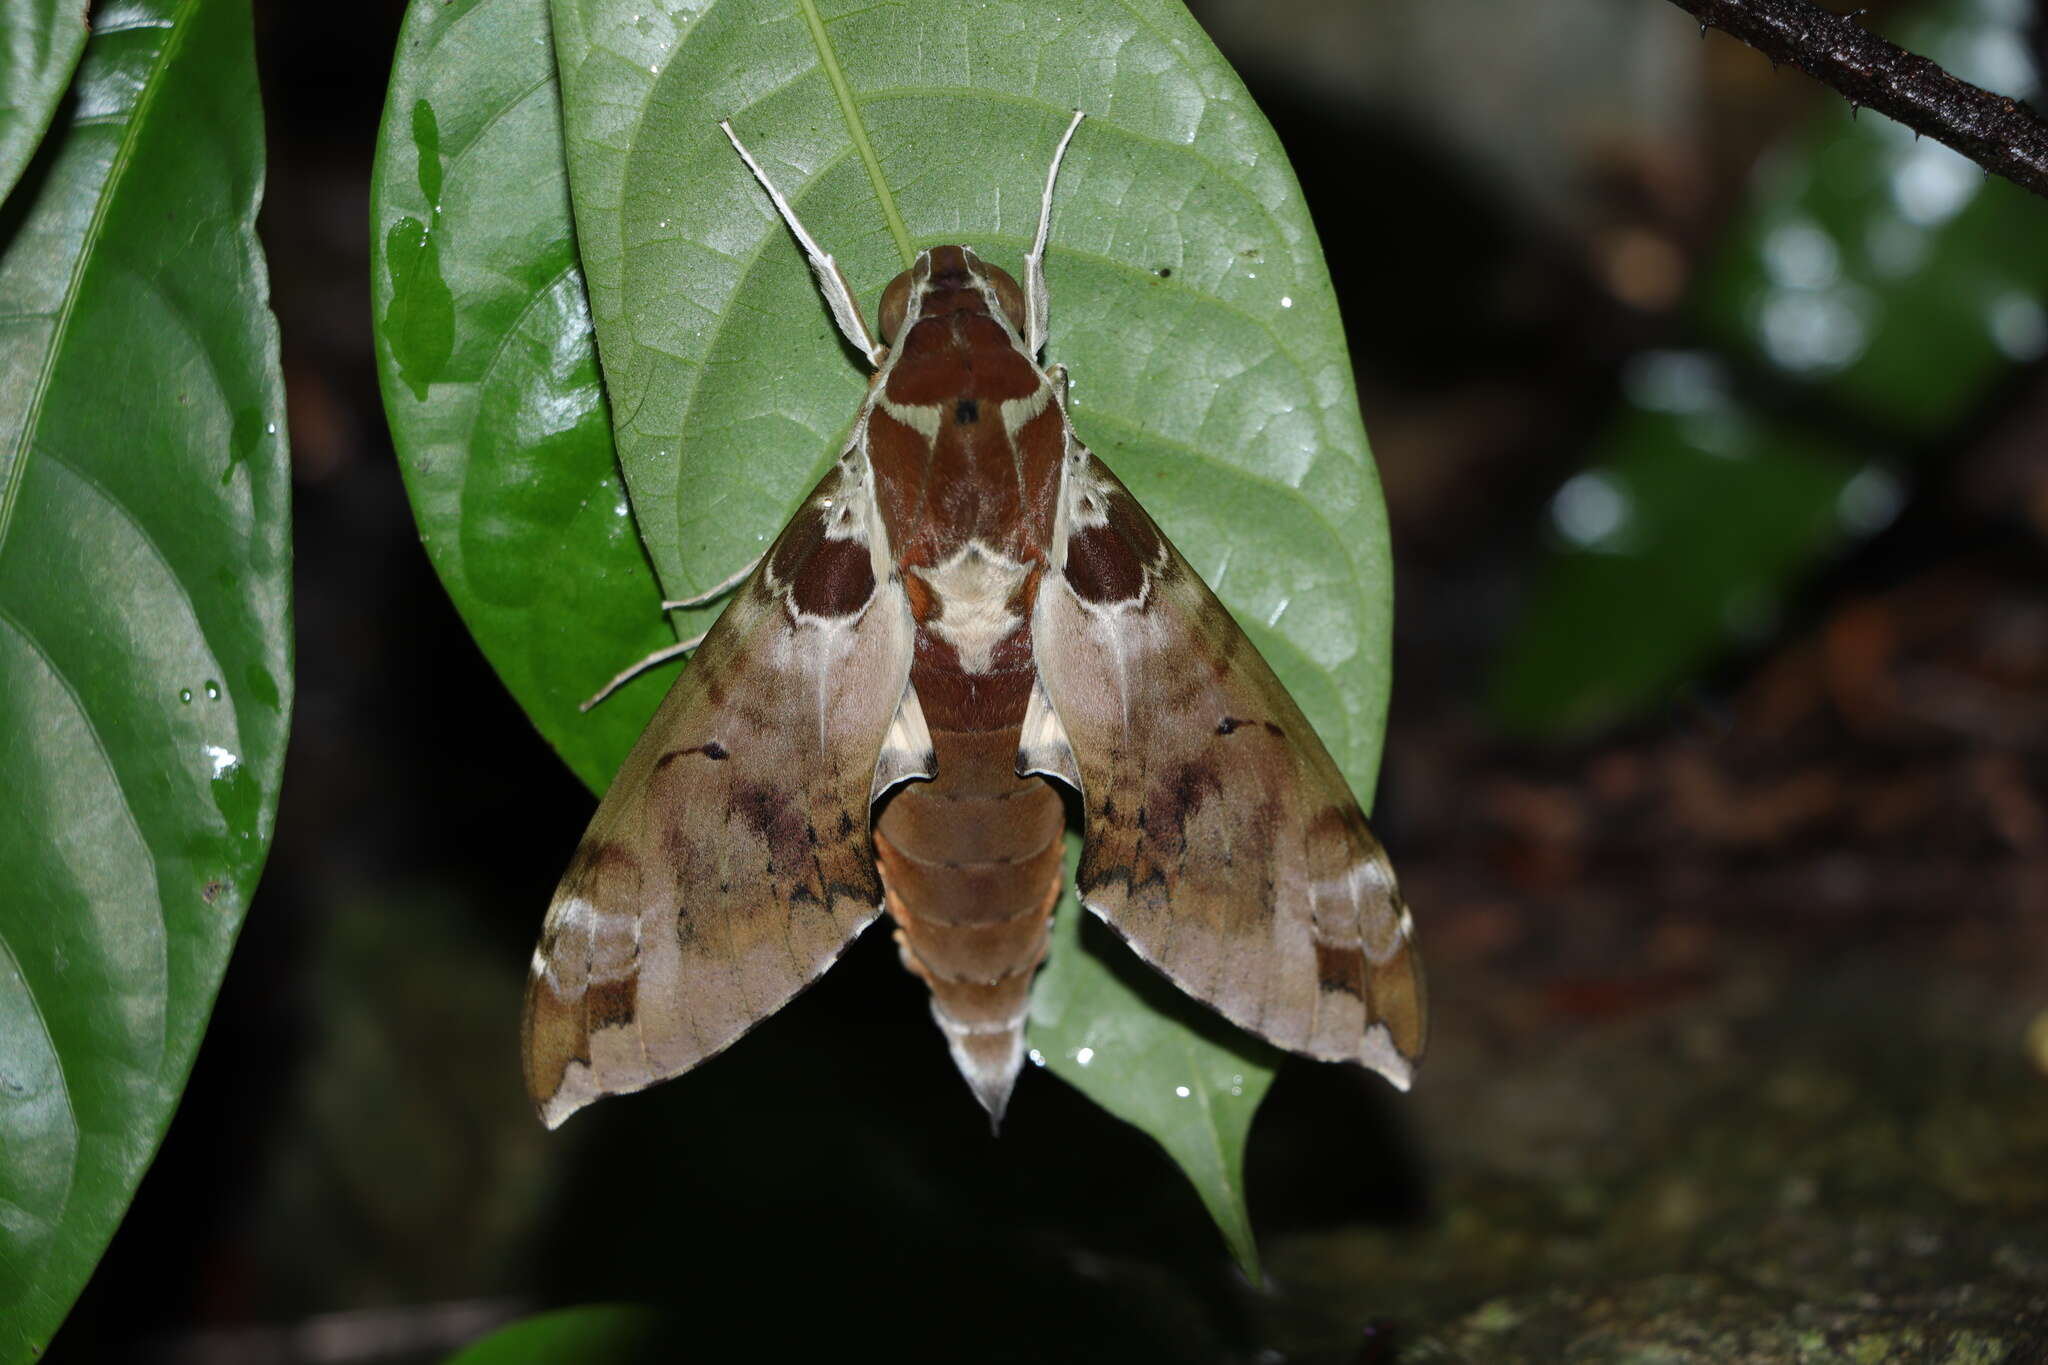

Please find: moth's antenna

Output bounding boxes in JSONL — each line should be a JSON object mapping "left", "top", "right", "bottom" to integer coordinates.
{"left": 720, "top": 120, "right": 886, "bottom": 367}
{"left": 1024, "top": 109, "right": 1085, "bottom": 357}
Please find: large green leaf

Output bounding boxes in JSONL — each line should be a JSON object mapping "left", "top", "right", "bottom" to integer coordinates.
{"left": 548, "top": 0, "right": 1390, "bottom": 785}
{"left": 380, "top": 0, "right": 1393, "bottom": 1264}
{"left": 0, "top": 0, "right": 87, "bottom": 209}
{"left": 0, "top": 0, "right": 290, "bottom": 1357}
{"left": 373, "top": 0, "right": 668, "bottom": 794}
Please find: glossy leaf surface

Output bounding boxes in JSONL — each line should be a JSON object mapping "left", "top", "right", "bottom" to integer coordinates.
{"left": 373, "top": 0, "right": 668, "bottom": 793}
{"left": 0, "top": 0, "right": 87, "bottom": 208}
{"left": 382, "top": 0, "right": 1394, "bottom": 1264}
{"left": 0, "top": 0, "right": 291, "bottom": 1356}
{"left": 547, "top": 0, "right": 1391, "bottom": 788}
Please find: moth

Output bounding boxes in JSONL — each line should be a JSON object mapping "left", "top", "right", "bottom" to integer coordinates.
{"left": 523, "top": 112, "right": 1425, "bottom": 1129}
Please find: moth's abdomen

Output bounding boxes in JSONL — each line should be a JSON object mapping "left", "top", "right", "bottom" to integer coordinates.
{"left": 874, "top": 723, "right": 1064, "bottom": 1123}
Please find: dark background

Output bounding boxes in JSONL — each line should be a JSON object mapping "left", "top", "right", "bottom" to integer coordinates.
{"left": 45, "top": 1, "right": 2048, "bottom": 1361}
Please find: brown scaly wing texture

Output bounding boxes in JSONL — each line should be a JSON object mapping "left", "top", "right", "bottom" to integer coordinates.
{"left": 1025, "top": 445, "right": 1425, "bottom": 1088}
{"left": 524, "top": 458, "right": 917, "bottom": 1128}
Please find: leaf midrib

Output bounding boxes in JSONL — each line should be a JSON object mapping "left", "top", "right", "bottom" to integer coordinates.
{"left": 0, "top": 0, "right": 200, "bottom": 556}
{"left": 792, "top": 0, "right": 913, "bottom": 268}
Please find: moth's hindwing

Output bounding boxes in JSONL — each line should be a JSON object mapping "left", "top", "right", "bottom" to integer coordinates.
{"left": 1025, "top": 442, "right": 1425, "bottom": 1087}
{"left": 523, "top": 454, "right": 921, "bottom": 1127}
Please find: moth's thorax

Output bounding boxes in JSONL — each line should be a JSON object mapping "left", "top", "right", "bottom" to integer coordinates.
{"left": 865, "top": 246, "right": 1069, "bottom": 731}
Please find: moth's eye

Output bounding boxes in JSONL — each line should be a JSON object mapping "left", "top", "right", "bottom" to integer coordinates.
{"left": 878, "top": 270, "right": 915, "bottom": 344}
{"left": 980, "top": 263, "right": 1027, "bottom": 334}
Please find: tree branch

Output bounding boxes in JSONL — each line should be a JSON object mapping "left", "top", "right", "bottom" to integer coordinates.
{"left": 1666, "top": 0, "right": 2048, "bottom": 200}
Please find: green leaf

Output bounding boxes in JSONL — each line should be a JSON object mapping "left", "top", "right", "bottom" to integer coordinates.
{"left": 548, "top": 0, "right": 1390, "bottom": 789}
{"left": 444, "top": 1306, "right": 662, "bottom": 1365}
{"left": 391, "top": 0, "right": 1391, "bottom": 1264}
{"left": 0, "top": 0, "right": 291, "bottom": 1357}
{"left": 372, "top": 0, "right": 671, "bottom": 793}
{"left": 1030, "top": 834, "right": 1280, "bottom": 1279}
{"left": 0, "top": 0, "right": 87, "bottom": 209}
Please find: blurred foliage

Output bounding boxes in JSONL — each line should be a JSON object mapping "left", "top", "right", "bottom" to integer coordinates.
{"left": 1494, "top": 0, "right": 2048, "bottom": 737}
{"left": 441, "top": 1305, "right": 660, "bottom": 1365}
{"left": 0, "top": 0, "right": 290, "bottom": 1359}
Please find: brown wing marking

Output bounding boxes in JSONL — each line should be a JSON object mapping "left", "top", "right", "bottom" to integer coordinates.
{"left": 523, "top": 454, "right": 917, "bottom": 1127}
{"left": 1026, "top": 444, "right": 1425, "bottom": 1088}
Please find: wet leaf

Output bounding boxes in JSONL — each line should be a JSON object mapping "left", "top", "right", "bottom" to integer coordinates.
{"left": 0, "top": 0, "right": 291, "bottom": 1356}
{"left": 548, "top": 0, "right": 1391, "bottom": 788}
{"left": 0, "top": 0, "right": 87, "bottom": 208}
{"left": 386, "top": 0, "right": 1394, "bottom": 1266}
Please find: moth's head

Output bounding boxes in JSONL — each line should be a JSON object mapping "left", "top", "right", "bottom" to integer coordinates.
{"left": 878, "top": 245, "right": 1026, "bottom": 345}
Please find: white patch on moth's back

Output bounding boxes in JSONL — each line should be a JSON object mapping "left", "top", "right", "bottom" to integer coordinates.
{"left": 914, "top": 542, "right": 1031, "bottom": 674}
{"left": 999, "top": 382, "right": 1053, "bottom": 437}
{"left": 876, "top": 395, "right": 942, "bottom": 443}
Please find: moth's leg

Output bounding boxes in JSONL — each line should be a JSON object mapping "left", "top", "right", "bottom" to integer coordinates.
{"left": 660, "top": 554, "right": 762, "bottom": 611}
{"left": 580, "top": 632, "right": 707, "bottom": 712}
{"left": 1024, "top": 109, "right": 1085, "bottom": 357}
{"left": 720, "top": 120, "right": 886, "bottom": 368}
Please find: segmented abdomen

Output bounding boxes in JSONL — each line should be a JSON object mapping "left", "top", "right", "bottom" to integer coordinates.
{"left": 873, "top": 721, "right": 1064, "bottom": 1122}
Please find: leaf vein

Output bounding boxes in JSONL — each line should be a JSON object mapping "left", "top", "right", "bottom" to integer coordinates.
{"left": 793, "top": 0, "right": 913, "bottom": 267}
{"left": 0, "top": 0, "right": 202, "bottom": 558}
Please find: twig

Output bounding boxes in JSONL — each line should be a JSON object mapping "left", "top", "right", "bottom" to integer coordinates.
{"left": 1668, "top": 0, "right": 2048, "bottom": 200}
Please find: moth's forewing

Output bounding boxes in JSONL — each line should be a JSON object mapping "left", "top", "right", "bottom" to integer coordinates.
{"left": 522, "top": 456, "right": 920, "bottom": 1127}
{"left": 1026, "top": 445, "right": 1425, "bottom": 1087}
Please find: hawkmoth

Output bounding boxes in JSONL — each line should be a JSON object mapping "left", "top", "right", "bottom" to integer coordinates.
{"left": 523, "top": 112, "right": 1425, "bottom": 1129}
